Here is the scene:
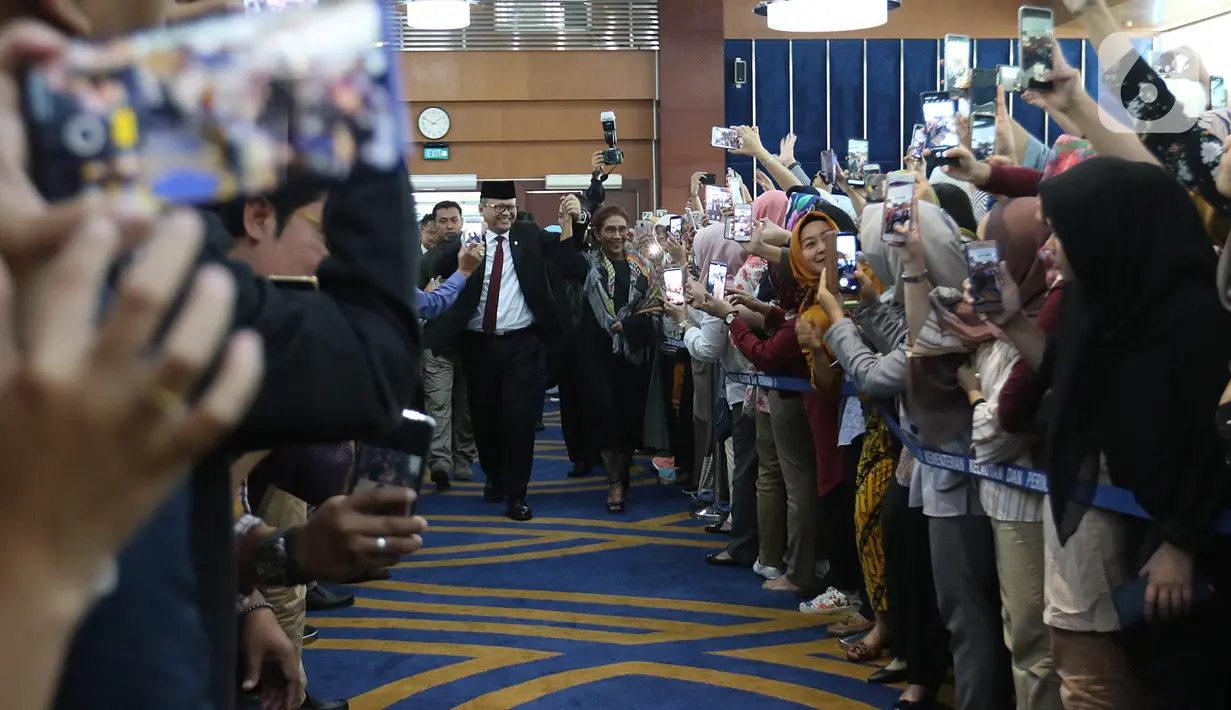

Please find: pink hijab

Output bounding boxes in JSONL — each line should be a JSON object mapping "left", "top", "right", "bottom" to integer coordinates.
{"left": 751, "top": 189, "right": 789, "bottom": 227}
{"left": 692, "top": 223, "right": 745, "bottom": 287}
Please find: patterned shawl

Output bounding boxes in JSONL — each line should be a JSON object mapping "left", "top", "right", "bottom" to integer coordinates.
{"left": 583, "top": 244, "right": 660, "bottom": 363}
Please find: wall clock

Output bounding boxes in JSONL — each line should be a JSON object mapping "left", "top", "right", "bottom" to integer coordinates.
{"left": 418, "top": 106, "right": 451, "bottom": 140}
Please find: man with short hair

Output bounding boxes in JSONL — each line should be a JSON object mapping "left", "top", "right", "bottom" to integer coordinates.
{"left": 419, "top": 215, "right": 439, "bottom": 252}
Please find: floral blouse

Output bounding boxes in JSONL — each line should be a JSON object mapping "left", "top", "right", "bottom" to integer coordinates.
{"left": 1104, "top": 54, "right": 1231, "bottom": 219}
{"left": 733, "top": 255, "right": 771, "bottom": 414}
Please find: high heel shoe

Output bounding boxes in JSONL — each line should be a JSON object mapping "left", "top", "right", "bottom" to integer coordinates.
{"left": 606, "top": 482, "right": 625, "bottom": 514}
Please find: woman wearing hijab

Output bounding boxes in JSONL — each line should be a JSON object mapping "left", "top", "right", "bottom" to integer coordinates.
{"left": 994, "top": 157, "right": 1231, "bottom": 708}
{"left": 576, "top": 204, "right": 662, "bottom": 513}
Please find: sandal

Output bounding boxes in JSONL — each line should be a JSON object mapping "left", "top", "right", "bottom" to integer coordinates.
{"left": 827, "top": 613, "right": 875, "bottom": 637}
{"left": 846, "top": 638, "right": 885, "bottom": 663}
{"left": 606, "top": 482, "right": 625, "bottom": 514}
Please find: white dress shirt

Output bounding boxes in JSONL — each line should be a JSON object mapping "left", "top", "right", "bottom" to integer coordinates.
{"left": 678, "top": 306, "right": 752, "bottom": 404}
{"left": 467, "top": 229, "right": 535, "bottom": 333}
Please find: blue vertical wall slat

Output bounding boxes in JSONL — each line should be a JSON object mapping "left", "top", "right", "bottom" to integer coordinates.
{"left": 724, "top": 40, "right": 754, "bottom": 186}
{"left": 754, "top": 40, "right": 791, "bottom": 151}
{"left": 866, "top": 40, "right": 902, "bottom": 168}
{"left": 902, "top": 39, "right": 939, "bottom": 158}
{"left": 1083, "top": 40, "right": 1100, "bottom": 100}
{"left": 1047, "top": 39, "right": 1086, "bottom": 142}
{"left": 974, "top": 38, "right": 1010, "bottom": 71}
{"left": 1009, "top": 39, "right": 1047, "bottom": 146}
{"left": 791, "top": 40, "right": 828, "bottom": 181}
{"left": 828, "top": 40, "right": 865, "bottom": 171}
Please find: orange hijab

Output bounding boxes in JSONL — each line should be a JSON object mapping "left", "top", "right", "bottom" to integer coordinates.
{"left": 788, "top": 211, "right": 841, "bottom": 385}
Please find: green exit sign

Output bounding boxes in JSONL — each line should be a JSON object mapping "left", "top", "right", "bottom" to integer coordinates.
{"left": 424, "top": 143, "right": 450, "bottom": 160}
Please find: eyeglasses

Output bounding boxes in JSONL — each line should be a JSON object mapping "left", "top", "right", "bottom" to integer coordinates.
{"left": 485, "top": 203, "right": 518, "bottom": 216}
{"left": 601, "top": 225, "right": 629, "bottom": 237}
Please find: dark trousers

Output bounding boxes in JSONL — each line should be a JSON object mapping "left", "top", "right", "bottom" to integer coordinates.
{"left": 817, "top": 479, "right": 862, "bottom": 595}
{"left": 661, "top": 350, "right": 694, "bottom": 472}
{"left": 460, "top": 329, "right": 544, "bottom": 501}
{"left": 549, "top": 345, "right": 592, "bottom": 465}
{"left": 727, "top": 402, "right": 759, "bottom": 565}
{"left": 881, "top": 480, "right": 949, "bottom": 689}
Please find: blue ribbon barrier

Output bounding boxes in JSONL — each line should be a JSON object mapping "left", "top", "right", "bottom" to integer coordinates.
{"left": 663, "top": 338, "right": 685, "bottom": 350}
{"left": 724, "top": 372, "right": 1231, "bottom": 534}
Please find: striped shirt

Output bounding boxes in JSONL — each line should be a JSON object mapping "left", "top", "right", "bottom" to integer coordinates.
{"left": 970, "top": 339, "right": 1044, "bottom": 523}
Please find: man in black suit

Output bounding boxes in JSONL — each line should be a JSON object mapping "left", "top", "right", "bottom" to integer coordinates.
{"left": 428, "top": 181, "right": 585, "bottom": 520}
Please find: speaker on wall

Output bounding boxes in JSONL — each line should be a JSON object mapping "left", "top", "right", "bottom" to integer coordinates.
{"left": 732, "top": 57, "right": 748, "bottom": 86}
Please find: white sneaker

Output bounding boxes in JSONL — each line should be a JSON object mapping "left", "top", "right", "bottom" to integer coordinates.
{"left": 753, "top": 558, "right": 784, "bottom": 580}
{"left": 799, "top": 587, "right": 860, "bottom": 615}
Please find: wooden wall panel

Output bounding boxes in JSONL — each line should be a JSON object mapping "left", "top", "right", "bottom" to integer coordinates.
{"left": 407, "top": 100, "right": 654, "bottom": 142}
{"left": 408, "top": 140, "right": 653, "bottom": 179}
{"left": 400, "top": 51, "right": 657, "bottom": 102}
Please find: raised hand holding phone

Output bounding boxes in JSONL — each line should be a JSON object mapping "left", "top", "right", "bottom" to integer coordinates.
{"left": 963, "top": 266, "right": 1023, "bottom": 327}
{"left": 940, "top": 146, "right": 991, "bottom": 185}
{"left": 1022, "top": 41, "right": 1083, "bottom": 114}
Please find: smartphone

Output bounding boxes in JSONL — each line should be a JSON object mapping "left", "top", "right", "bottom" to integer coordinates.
{"left": 865, "top": 173, "right": 887, "bottom": 202}
{"left": 668, "top": 215, "right": 683, "bottom": 239}
{"left": 971, "top": 67, "right": 997, "bottom": 115}
{"left": 267, "top": 275, "right": 319, "bottom": 291}
{"left": 836, "top": 233, "right": 859, "bottom": 298}
{"left": 706, "top": 261, "right": 728, "bottom": 300}
{"left": 921, "top": 92, "right": 960, "bottom": 152}
{"left": 944, "top": 34, "right": 972, "bottom": 94}
{"left": 965, "top": 240, "right": 1003, "bottom": 312}
{"left": 863, "top": 163, "right": 882, "bottom": 177}
{"left": 663, "top": 266, "right": 685, "bottom": 305}
{"left": 711, "top": 126, "right": 742, "bottom": 150}
{"left": 997, "top": 64, "right": 1023, "bottom": 94}
{"left": 353, "top": 409, "right": 435, "bottom": 516}
{"left": 683, "top": 208, "right": 701, "bottom": 230}
{"left": 726, "top": 203, "right": 753, "bottom": 242}
{"left": 698, "top": 172, "right": 717, "bottom": 186}
{"left": 1019, "top": 5, "right": 1055, "bottom": 92}
{"left": 463, "top": 231, "right": 482, "bottom": 249}
{"left": 971, "top": 113, "right": 996, "bottom": 161}
{"left": 22, "top": 0, "right": 402, "bottom": 205}
{"left": 908, "top": 123, "right": 926, "bottom": 160}
{"left": 819, "top": 149, "right": 838, "bottom": 186}
{"left": 1211, "top": 75, "right": 1226, "bottom": 110}
{"left": 704, "top": 184, "right": 731, "bottom": 221}
{"left": 847, "top": 138, "right": 869, "bottom": 186}
{"left": 656, "top": 209, "right": 668, "bottom": 218}
{"left": 882, "top": 173, "right": 915, "bottom": 244}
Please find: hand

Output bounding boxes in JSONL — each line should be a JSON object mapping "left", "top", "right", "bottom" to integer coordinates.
{"left": 1022, "top": 41, "right": 1082, "bottom": 115}
{"left": 1140, "top": 541, "right": 1197, "bottom": 622}
{"left": 940, "top": 146, "right": 992, "bottom": 185}
{"left": 457, "top": 242, "right": 482, "bottom": 277}
{"left": 590, "top": 150, "right": 605, "bottom": 174}
{"left": 684, "top": 277, "right": 709, "bottom": 306}
{"left": 734, "top": 305, "right": 766, "bottom": 330}
{"left": 854, "top": 265, "right": 879, "bottom": 309}
{"left": 663, "top": 302, "right": 687, "bottom": 324}
{"left": 559, "top": 194, "right": 582, "bottom": 222}
{"left": 888, "top": 193, "right": 925, "bottom": 269}
{"left": 755, "top": 219, "right": 791, "bottom": 247}
{"left": 795, "top": 318, "right": 824, "bottom": 351}
{"left": 423, "top": 276, "right": 441, "bottom": 293}
{"left": 663, "top": 237, "right": 687, "bottom": 265}
{"left": 240, "top": 605, "right": 302, "bottom": 710}
{"left": 610, "top": 321, "right": 623, "bottom": 333}
{"left": 755, "top": 169, "right": 775, "bottom": 194}
{"left": 1216, "top": 137, "right": 1231, "bottom": 199}
{"left": 994, "top": 85, "right": 1017, "bottom": 160}
{"left": 956, "top": 112, "right": 972, "bottom": 149}
{"left": 0, "top": 209, "right": 264, "bottom": 594}
{"left": 707, "top": 297, "right": 736, "bottom": 319}
{"left": 777, "top": 132, "right": 797, "bottom": 165}
{"left": 291, "top": 487, "right": 428, "bottom": 582}
{"left": 814, "top": 270, "right": 843, "bottom": 322}
{"left": 728, "top": 288, "right": 771, "bottom": 316}
{"left": 956, "top": 363, "right": 982, "bottom": 397}
{"left": 963, "top": 269, "right": 1023, "bottom": 327}
{"left": 729, "top": 125, "right": 766, "bottom": 159}
{"left": 690, "top": 171, "right": 706, "bottom": 196}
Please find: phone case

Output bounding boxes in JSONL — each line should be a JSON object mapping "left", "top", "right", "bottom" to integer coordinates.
{"left": 883, "top": 175, "right": 915, "bottom": 242}
{"left": 22, "top": 0, "right": 403, "bottom": 205}
{"left": 353, "top": 411, "right": 434, "bottom": 515}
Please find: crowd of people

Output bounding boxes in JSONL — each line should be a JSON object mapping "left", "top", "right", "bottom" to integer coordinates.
{"left": 5, "top": 0, "right": 1231, "bottom": 709}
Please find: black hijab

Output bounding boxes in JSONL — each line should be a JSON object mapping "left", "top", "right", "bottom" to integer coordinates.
{"left": 1039, "top": 157, "right": 1231, "bottom": 549}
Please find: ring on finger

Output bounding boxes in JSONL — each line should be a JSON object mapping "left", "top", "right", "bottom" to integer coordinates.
{"left": 143, "top": 380, "right": 185, "bottom": 412}
{"left": 375, "top": 536, "right": 387, "bottom": 552}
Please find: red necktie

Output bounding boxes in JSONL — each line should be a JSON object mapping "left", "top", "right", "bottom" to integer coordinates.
{"left": 482, "top": 235, "right": 505, "bottom": 335}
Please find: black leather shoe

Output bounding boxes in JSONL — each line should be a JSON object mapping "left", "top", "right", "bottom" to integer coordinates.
{"left": 299, "top": 693, "right": 349, "bottom": 710}
{"left": 704, "top": 519, "right": 729, "bottom": 534}
{"left": 867, "top": 666, "right": 908, "bottom": 685}
{"left": 431, "top": 468, "right": 451, "bottom": 491}
{"left": 342, "top": 567, "right": 390, "bottom": 584}
{"left": 483, "top": 482, "right": 505, "bottom": 503}
{"left": 507, "top": 500, "right": 533, "bottom": 521}
{"left": 302, "top": 625, "right": 319, "bottom": 645}
{"left": 892, "top": 699, "right": 938, "bottom": 710}
{"left": 306, "top": 584, "right": 354, "bottom": 612}
{"left": 705, "top": 550, "right": 741, "bottom": 567}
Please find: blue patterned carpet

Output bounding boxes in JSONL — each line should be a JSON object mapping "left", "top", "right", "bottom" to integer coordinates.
{"left": 303, "top": 404, "right": 907, "bottom": 709}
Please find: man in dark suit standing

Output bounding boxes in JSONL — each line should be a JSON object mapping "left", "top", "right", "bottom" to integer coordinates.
{"left": 429, "top": 181, "right": 584, "bottom": 520}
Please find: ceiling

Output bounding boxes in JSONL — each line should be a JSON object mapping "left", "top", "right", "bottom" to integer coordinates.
{"left": 1061, "top": 0, "right": 1230, "bottom": 31}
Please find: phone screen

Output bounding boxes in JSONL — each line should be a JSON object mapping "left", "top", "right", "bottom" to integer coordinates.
{"left": 971, "top": 114, "right": 996, "bottom": 161}
{"left": 727, "top": 203, "right": 753, "bottom": 242}
{"left": 921, "top": 92, "right": 960, "bottom": 151}
{"left": 704, "top": 184, "right": 731, "bottom": 221}
{"left": 711, "top": 127, "right": 741, "bottom": 150}
{"left": 836, "top": 233, "right": 859, "bottom": 297}
{"left": 353, "top": 409, "right": 435, "bottom": 516}
{"left": 847, "top": 138, "right": 869, "bottom": 185}
{"left": 268, "top": 275, "right": 319, "bottom": 291}
{"left": 909, "top": 123, "right": 925, "bottom": 159}
{"left": 966, "top": 241, "right": 1003, "bottom": 312}
{"left": 706, "top": 262, "right": 728, "bottom": 301}
{"left": 971, "top": 67, "right": 997, "bottom": 115}
{"left": 22, "top": 0, "right": 402, "bottom": 205}
{"left": 1212, "top": 76, "right": 1227, "bottom": 110}
{"left": 819, "top": 149, "right": 837, "bottom": 186}
{"left": 944, "top": 34, "right": 972, "bottom": 93}
{"left": 699, "top": 172, "right": 717, "bottom": 186}
{"left": 663, "top": 267, "right": 685, "bottom": 305}
{"left": 669, "top": 216, "right": 683, "bottom": 239}
{"left": 883, "top": 174, "right": 915, "bottom": 243}
{"left": 997, "top": 64, "right": 1022, "bottom": 93}
{"left": 1020, "top": 6, "right": 1055, "bottom": 91}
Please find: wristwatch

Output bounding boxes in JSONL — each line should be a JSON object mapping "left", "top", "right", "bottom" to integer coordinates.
{"left": 253, "top": 527, "right": 308, "bottom": 587}
{"left": 724, "top": 311, "right": 738, "bottom": 325}
{"left": 900, "top": 270, "right": 928, "bottom": 284}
